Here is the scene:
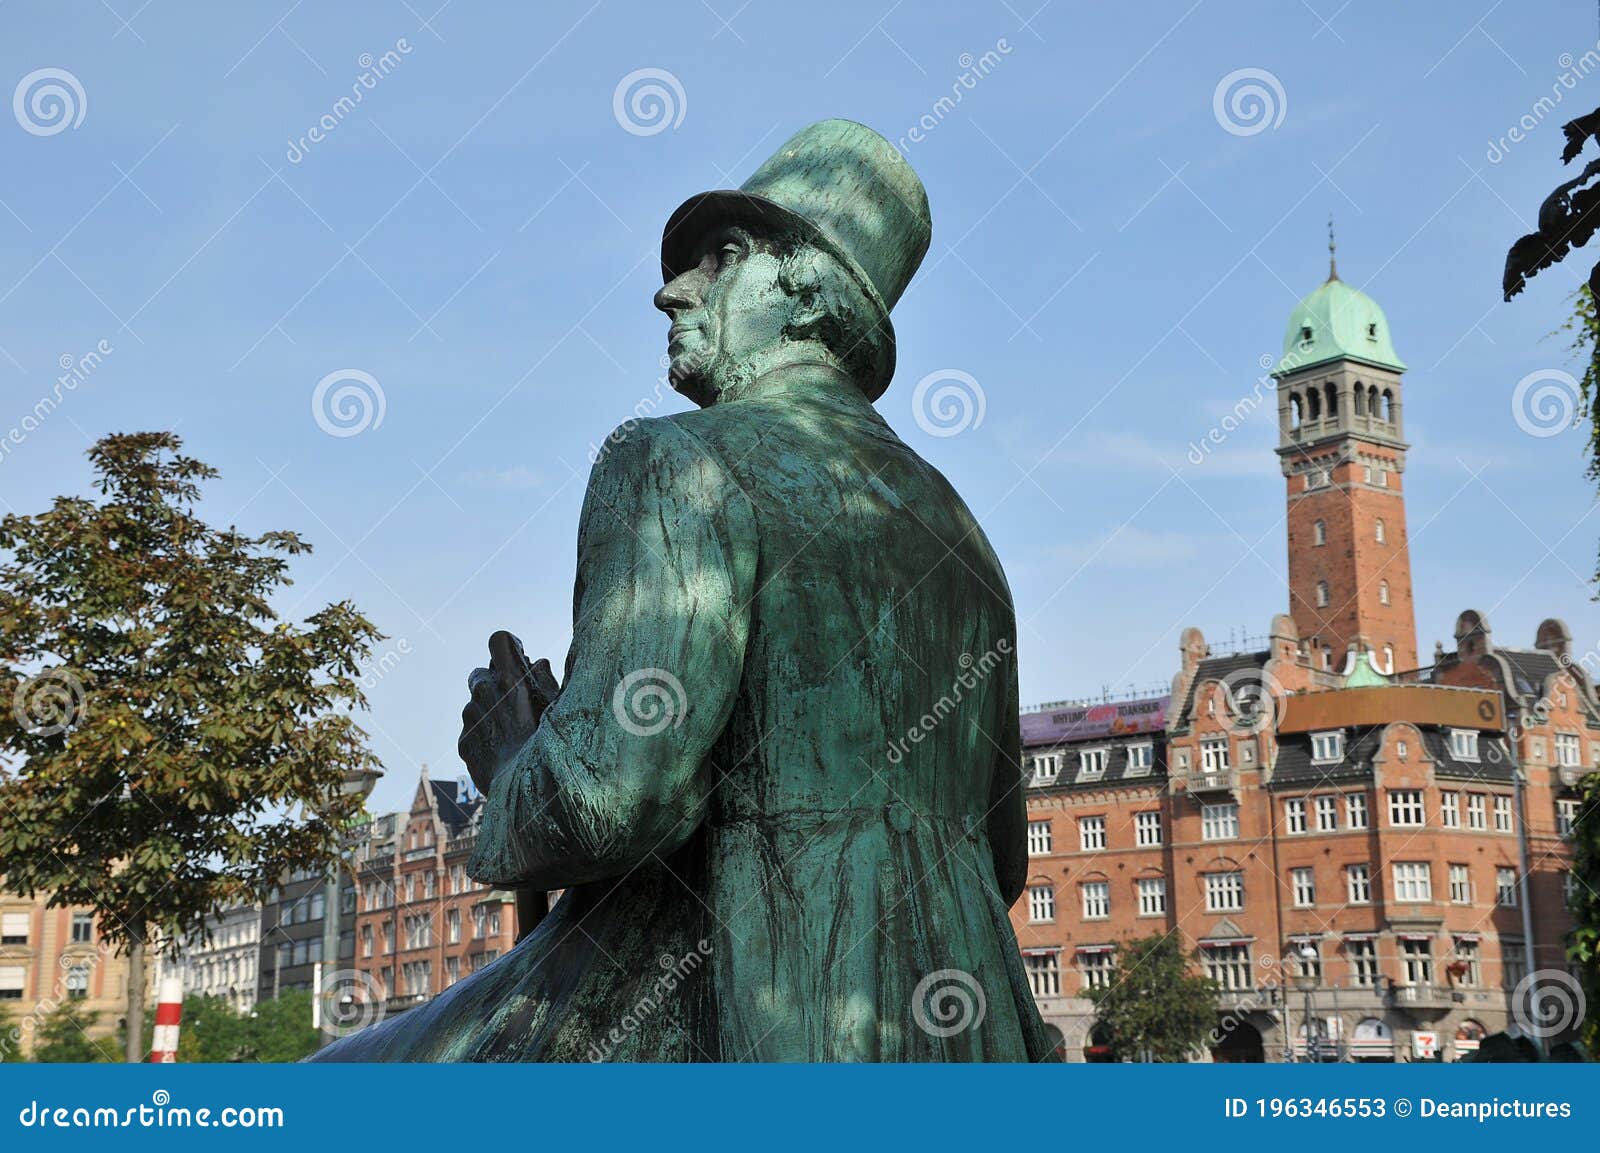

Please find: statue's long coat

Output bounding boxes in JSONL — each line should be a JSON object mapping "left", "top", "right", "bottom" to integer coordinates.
{"left": 315, "top": 366, "right": 1054, "bottom": 1061}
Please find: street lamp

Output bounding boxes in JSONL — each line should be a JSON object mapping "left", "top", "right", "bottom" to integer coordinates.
{"left": 1293, "top": 944, "right": 1318, "bottom": 1063}
{"left": 316, "top": 766, "right": 381, "bottom": 1047}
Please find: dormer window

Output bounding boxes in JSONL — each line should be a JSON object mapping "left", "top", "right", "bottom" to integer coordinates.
{"left": 1367, "top": 322, "right": 1378, "bottom": 340}
{"left": 1311, "top": 730, "right": 1344, "bottom": 763}
{"left": 1449, "top": 729, "right": 1480, "bottom": 762}
{"left": 1078, "top": 748, "right": 1109, "bottom": 780}
{"left": 1299, "top": 325, "right": 1314, "bottom": 346}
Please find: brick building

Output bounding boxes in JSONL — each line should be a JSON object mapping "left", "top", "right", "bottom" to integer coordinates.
{"left": 160, "top": 902, "right": 262, "bottom": 1014}
{"left": 1011, "top": 258, "right": 1587, "bottom": 1062}
{"left": 352, "top": 767, "right": 518, "bottom": 1021}
{"left": 0, "top": 896, "right": 131, "bottom": 1058}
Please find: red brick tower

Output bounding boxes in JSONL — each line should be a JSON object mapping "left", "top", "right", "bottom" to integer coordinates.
{"left": 1274, "top": 243, "right": 1418, "bottom": 674}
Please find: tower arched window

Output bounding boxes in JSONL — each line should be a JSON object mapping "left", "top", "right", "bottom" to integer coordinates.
{"left": 1381, "top": 389, "right": 1393, "bottom": 421}
{"left": 1325, "top": 383, "right": 1338, "bottom": 418}
{"left": 1383, "top": 645, "right": 1394, "bottom": 674}
{"left": 1375, "top": 519, "right": 1386, "bottom": 544}
{"left": 1289, "top": 393, "right": 1302, "bottom": 429}
{"left": 1315, "top": 581, "right": 1329, "bottom": 608}
{"left": 1353, "top": 384, "right": 1366, "bottom": 416}
{"left": 1313, "top": 520, "right": 1326, "bottom": 546}
{"left": 1379, "top": 579, "right": 1390, "bottom": 605}
{"left": 1368, "top": 385, "right": 1379, "bottom": 417}
{"left": 1308, "top": 389, "right": 1322, "bottom": 420}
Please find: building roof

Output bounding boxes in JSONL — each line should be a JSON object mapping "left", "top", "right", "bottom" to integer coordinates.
{"left": 1170, "top": 651, "right": 1269, "bottom": 730}
{"left": 1498, "top": 648, "right": 1563, "bottom": 700}
{"left": 429, "top": 778, "right": 480, "bottom": 835}
{"left": 1028, "top": 738, "right": 1167, "bottom": 791}
{"left": 1275, "top": 275, "right": 1406, "bottom": 375}
{"left": 1271, "top": 725, "right": 1514, "bottom": 787}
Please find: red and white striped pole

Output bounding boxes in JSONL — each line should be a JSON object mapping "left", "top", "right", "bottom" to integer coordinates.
{"left": 148, "top": 976, "right": 183, "bottom": 1062}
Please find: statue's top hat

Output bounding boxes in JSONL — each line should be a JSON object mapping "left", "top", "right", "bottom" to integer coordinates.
{"left": 661, "top": 119, "right": 932, "bottom": 400}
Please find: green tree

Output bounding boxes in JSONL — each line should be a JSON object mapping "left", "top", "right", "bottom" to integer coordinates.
{"left": 1085, "top": 934, "right": 1220, "bottom": 1062}
{"left": 0, "top": 1001, "right": 22, "bottom": 1062}
{"left": 248, "top": 991, "right": 319, "bottom": 1062}
{"left": 0, "top": 433, "right": 382, "bottom": 1062}
{"left": 31, "top": 1002, "right": 117, "bottom": 1063}
{"left": 1569, "top": 769, "right": 1600, "bottom": 1056}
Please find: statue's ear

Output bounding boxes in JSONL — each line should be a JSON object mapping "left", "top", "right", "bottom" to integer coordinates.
{"left": 779, "top": 244, "right": 829, "bottom": 330}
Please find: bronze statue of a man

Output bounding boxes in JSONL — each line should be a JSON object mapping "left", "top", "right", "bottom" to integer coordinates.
{"left": 315, "top": 119, "right": 1053, "bottom": 1061}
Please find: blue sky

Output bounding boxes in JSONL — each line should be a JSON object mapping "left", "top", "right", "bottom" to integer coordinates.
{"left": 4, "top": 0, "right": 1600, "bottom": 814}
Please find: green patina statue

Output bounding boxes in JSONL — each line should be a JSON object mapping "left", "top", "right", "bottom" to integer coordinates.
{"left": 314, "top": 119, "right": 1053, "bottom": 1062}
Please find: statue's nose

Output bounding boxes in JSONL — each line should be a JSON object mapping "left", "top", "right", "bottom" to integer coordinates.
{"left": 654, "top": 272, "right": 699, "bottom": 314}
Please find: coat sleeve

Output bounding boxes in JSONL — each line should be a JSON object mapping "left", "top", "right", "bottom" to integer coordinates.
{"left": 985, "top": 628, "right": 1028, "bottom": 906}
{"left": 467, "top": 419, "right": 758, "bottom": 890}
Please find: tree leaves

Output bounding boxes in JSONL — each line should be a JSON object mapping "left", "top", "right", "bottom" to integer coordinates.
{"left": 1084, "top": 933, "right": 1221, "bottom": 1062}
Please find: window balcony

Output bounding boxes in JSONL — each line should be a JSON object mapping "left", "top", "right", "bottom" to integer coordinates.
{"left": 1557, "top": 765, "right": 1589, "bottom": 789}
{"left": 1188, "top": 769, "right": 1238, "bottom": 796}
{"left": 1389, "top": 982, "right": 1458, "bottom": 1016}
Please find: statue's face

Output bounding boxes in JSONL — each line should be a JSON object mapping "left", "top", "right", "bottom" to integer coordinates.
{"left": 654, "top": 225, "right": 794, "bottom": 405}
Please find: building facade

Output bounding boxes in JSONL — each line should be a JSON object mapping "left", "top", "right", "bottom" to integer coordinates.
{"left": 0, "top": 896, "right": 130, "bottom": 1058}
{"left": 160, "top": 902, "right": 262, "bottom": 1014}
{"left": 1010, "top": 259, "right": 1587, "bottom": 1062}
{"left": 351, "top": 767, "right": 518, "bottom": 1022}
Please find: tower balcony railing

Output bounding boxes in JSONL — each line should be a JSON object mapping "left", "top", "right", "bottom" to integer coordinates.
{"left": 1187, "top": 769, "right": 1238, "bottom": 795}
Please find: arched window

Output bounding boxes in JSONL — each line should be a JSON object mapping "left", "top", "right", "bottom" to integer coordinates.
{"left": 1353, "top": 384, "right": 1366, "bottom": 416}
{"left": 1290, "top": 393, "right": 1302, "bottom": 429}
{"left": 1315, "top": 581, "right": 1329, "bottom": 608}
{"left": 1379, "top": 579, "right": 1390, "bottom": 605}
{"left": 1381, "top": 389, "right": 1393, "bottom": 421}
{"left": 1325, "top": 382, "right": 1338, "bottom": 418}
{"left": 1383, "top": 645, "right": 1394, "bottom": 673}
{"left": 1375, "top": 519, "right": 1386, "bottom": 543}
{"left": 1308, "top": 389, "right": 1322, "bottom": 420}
{"left": 1368, "top": 385, "right": 1379, "bottom": 417}
{"left": 1313, "top": 519, "right": 1326, "bottom": 546}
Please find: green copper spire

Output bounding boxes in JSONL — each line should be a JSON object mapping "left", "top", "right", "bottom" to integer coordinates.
{"left": 1274, "top": 234, "right": 1405, "bottom": 376}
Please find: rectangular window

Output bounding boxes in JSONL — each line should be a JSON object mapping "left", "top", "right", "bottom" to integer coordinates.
{"left": 1081, "top": 882, "right": 1110, "bottom": 920}
{"left": 1466, "top": 793, "right": 1486, "bottom": 829}
{"left": 1393, "top": 861, "right": 1432, "bottom": 903}
{"left": 1451, "top": 729, "right": 1480, "bottom": 761}
{"left": 1311, "top": 731, "right": 1344, "bottom": 763}
{"left": 1126, "top": 743, "right": 1154, "bottom": 774}
{"left": 445, "top": 955, "right": 461, "bottom": 986}
{"left": 1453, "top": 938, "right": 1480, "bottom": 986}
{"left": 69, "top": 912, "right": 94, "bottom": 944}
{"left": 1027, "top": 885, "right": 1055, "bottom": 923}
{"left": 1205, "top": 871, "right": 1244, "bottom": 912}
{"left": 1284, "top": 798, "right": 1307, "bottom": 834}
{"left": 1290, "top": 941, "right": 1322, "bottom": 982}
{"left": 1201, "top": 803, "right": 1239, "bottom": 841}
{"left": 1556, "top": 733, "right": 1582, "bottom": 768}
{"left": 1137, "top": 876, "right": 1167, "bottom": 916}
{"left": 1027, "top": 820, "right": 1052, "bottom": 856}
{"left": 1291, "top": 867, "right": 1316, "bottom": 907}
{"left": 447, "top": 908, "right": 461, "bottom": 944}
{"left": 1079, "top": 816, "right": 1106, "bottom": 852}
{"left": 1079, "top": 950, "right": 1115, "bottom": 991}
{"left": 1134, "top": 811, "right": 1162, "bottom": 846}
{"left": 1078, "top": 748, "right": 1108, "bottom": 780}
{"left": 0, "top": 965, "right": 24, "bottom": 1000}
{"left": 1314, "top": 794, "right": 1338, "bottom": 831}
{"left": 1, "top": 912, "right": 29, "bottom": 946}
{"left": 1493, "top": 795, "right": 1513, "bottom": 833}
{"left": 1345, "top": 793, "right": 1368, "bottom": 829}
{"left": 1346, "top": 863, "right": 1371, "bottom": 904}
{"left": 1347, "top": 939, "right": 1378, "bottom": 986}
{"left": 1024, "top": 951, "right": 1061, "bottom": 998}
{"left": 1202, "top": 944, "right": 1252, "bottom": 991}
{"left": 1401, "top": 938, "right": 1433, "bottom": 985}
{"left": 1496, "top": 867, "right": 1518, "bottom": 907}
{"left": 1031, "top": 753, "right": 1059, "bottom": 784}
{"left": 1504, "top": 944, "right": 1527, "bottom": 989}
{"left": 1388, "top": 789, "right": 1425, "bottom": 827}
{"left": 1201, "top": 738, "right": 1230, "bottom": 771}
{"left": 1449, "top": 863, "right": 1472, "bottom": 904}
{"left": 1441, "top": 792, "right": 1460, "bottom": 828}
{"left": 1558, "top": 799, "right": 1580, "bottom": 838}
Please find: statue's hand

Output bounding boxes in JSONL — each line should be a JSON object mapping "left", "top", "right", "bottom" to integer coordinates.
{"left": 458, "top": 630, "right": 561, "bottom": 794}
